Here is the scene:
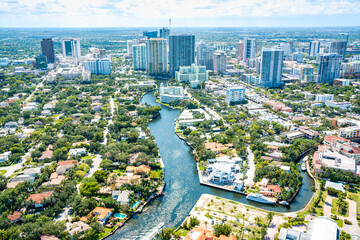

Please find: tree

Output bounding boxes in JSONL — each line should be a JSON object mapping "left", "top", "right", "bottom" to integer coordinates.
{"left": 188, "top": 216, "right": 200, "bottom": 228}
{"left": 267, "top": 211, "right": 275, "bottom": 226}
{"left": 155, "top": 228, "right": 173, "bottom": 240}
{"left": 80, "top": 181, "right": 100, "bottom": 196}
{"left": 213, "top": 224, "right": 232, "bottom": 237}
{"left": 94, "top": 170, "right": 107, "bottom": 183}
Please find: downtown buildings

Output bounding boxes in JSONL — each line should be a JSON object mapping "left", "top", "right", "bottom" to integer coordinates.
{"left": 309, "top": 41, "right": 320, "bottom": 57}
{"left": 61, "top": 38, "right": 81, "bottom": 64}
{"left": 329, "top": 41, "right": 347, "bottom": 60}
{"left": 317, "top": 53, "right": 342, "bottom": 85}
{"left": 175, "top": 64, "right": 208, "bottom": 88}
{"left": 226, "top": 88, "right": 245, "bottom": 104}
{"left": 213, "top": 51, "right": 226, "bottom": 75}
{"left": 133, "top": 44, "right": 146, "bottom": 70}
{"left": 41, "top": 38, "right": 55, "bottom": 63}
{"left": 145, "top": 38, "right": 168, "bottom": 75}
{"left": 243, "top": 37, "right": 256, "bottom": 62}
{"left": 84, "top": 58, "right": 111, "bottom": 75}
{"left": 196, "top": 42, "right": 216, "bottom": 71}
{"left": 169, "top": 34, "right": 195, "bottom": 77}
{"left": 259, "top": 48, "right": 284, "bottom": 88}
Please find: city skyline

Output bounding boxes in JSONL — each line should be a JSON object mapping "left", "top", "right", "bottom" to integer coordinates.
{"left": 2, "top": 0, "right": 360, "bottom": 28}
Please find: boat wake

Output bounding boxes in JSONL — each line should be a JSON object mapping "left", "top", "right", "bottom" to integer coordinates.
{"left": 140, "top": 222, "right": 165, "bottom": 240}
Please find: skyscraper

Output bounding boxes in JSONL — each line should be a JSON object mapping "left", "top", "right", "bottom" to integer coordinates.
{"left": 35, "top": 54, "right": 48, "bottom": 70}
{"left": 41, "top": 38, "right": 55, "bottom": 63}
{"left": 317, "top": 53, "right": 342, "bottom": 85}
{"left": 243, "top": 37, "right": 256, "bottom": 62}
{"left": 127, "top": 40, "right": 135, "bottom": 57}
{"left": 300, "top": 65, "right": 315, "bottom": 83}
{"left": 169, "top": 34, "right": 195, "bottom": 77}
{"left": 61, "top": 38, "right": 81, "bottom": 64}
{"left": 84, "top": 58, "right": 111, "bottom": 75}
{"left": 133, "top": 44, "right": 146, "bottom": 70}
{"left": 236, "top": 41, "right": 244, "bottom": 61}
{"left": 145, "top": 38, "right": 168, "bottom": 75}
{"left": 288, "top": 40, "right": 294, "bottom": 53}
{"left": 213, "top": 51, "right": 226, "bottom": 75}
{"left": 329, "top": 41, "right": 347, "bottom": 60}
{"left": 309, "top": 41, "right": 320, "bottom": 57}
{"left": 259, "top": 48, "right": 284, "bottom": 88}
{"left": 159, "top": 28, "right": 170, "bottom": 42}
{"left": 196, "top": 42, "right": 216, "bottom": 71}
{"left": 143, "top": 31, "right": 158, "bottom": 39}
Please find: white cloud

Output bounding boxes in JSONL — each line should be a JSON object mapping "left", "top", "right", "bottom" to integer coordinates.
{"left": 1, "top": 0, "right": 360, "bottom": 27}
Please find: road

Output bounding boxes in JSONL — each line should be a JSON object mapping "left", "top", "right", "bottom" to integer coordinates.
{"left": 244, "top": 146, "right": 255, "bottom": 187}
{"left": 102, "top": 97, "right": 115, "bottom": 146}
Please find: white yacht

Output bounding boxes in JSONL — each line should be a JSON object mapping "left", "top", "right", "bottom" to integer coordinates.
{"left": 246, "top": 193, "right": 276, "bottom": 205}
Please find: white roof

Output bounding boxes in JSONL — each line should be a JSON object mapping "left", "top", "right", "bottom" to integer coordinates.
{"left": 307, "top": 216, "right": 339, "bottom": 240}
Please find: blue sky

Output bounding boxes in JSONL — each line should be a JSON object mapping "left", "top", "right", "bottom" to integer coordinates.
{"left": 1, "top": 0, "right": 360, "bottom": 27}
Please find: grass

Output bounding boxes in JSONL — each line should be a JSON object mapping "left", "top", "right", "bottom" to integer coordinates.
{"left": 331, "top": 199, "right": 349, "bottom": 217}
{"left": 81, "top": 155, "right": 95, "bottom": 160}
{"left": 348, "top": 187, "right": 360, "bottom": 226}
{"left": 174, "top": 229, "right": 189, "bottom": 237}
{"left": 0, "top": 170, "right": 6, "bottom": 176}
{"left": 98, "top": 226, "right": 116, "bottom": 238}
{"left": 333, "top": 219, "right": 343, "bottom": 228}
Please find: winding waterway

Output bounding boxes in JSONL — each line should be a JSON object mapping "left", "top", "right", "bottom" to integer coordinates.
{"left": 108, "top": 91, "right": 314, "bottom": 240}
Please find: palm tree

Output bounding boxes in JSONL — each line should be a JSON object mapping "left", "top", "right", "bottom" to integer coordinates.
{"left": 267, "top": 211, "right": 275, "bottom": 227}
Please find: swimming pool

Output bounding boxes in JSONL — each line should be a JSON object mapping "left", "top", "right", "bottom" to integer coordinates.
{"left": 131, "top": 201, "right": 141, "bottom": 208}
{"left": 114, "top": 213, "right": 126, "bottom": 219}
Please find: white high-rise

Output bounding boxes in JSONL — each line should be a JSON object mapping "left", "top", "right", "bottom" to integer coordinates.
{"left": 145, "top": 38, "right": 168, "bottom": 75}
{"left": 243, "top": 37, "right": 256, "bottom": 62}
{"left": 84, "top": 58, "right": 111, "bottom": 75}
{"left": 309, "top": 41, "right": 320, "bottom": 57}
{"left": 127, "top": 40, "right": 137, "bottom": 57}
{"left": 61, "top": 38, "right": 81, "bottom": 64}
{"left": 133, "top": 44, "right": 146, "bottom": 70}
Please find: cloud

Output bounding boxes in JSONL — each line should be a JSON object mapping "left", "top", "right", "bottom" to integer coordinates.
{"left": 1, "top": 0, "right": 360, "bottom": 27}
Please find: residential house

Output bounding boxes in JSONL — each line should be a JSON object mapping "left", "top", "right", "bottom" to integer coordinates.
{"left": 27, "top": 191, "right": 53, "bottom": 208}
{"left": 69, "top": 148, "right": 86, "bottom": 157}
{"left": 126, "top": 165, "right": 151, "bottom": 175}
{"left": 112, "top": 190, "right": 131, "bottom": 205}
{"left": 39, "top": 150, "right": 53, "bottom": 161}
{"left": 68, "top": 221, "right": 91, "bottom": 236}
{"left": 23, "top": 167, "right": 41, "bottom": 177}
{"left": 11, "top": 174, "right": 35, "bottom": 183}
{"left": 0, "top": 151, "right": 12, "bottom": 163}
{"left": 107, "top": 173, "right": 141, "bottom": 189}
{"left": 91, "top": 207, "right": 112, "bottom": 225}
{"left": 7, "top": 211, "right": 22, "bottom": 223}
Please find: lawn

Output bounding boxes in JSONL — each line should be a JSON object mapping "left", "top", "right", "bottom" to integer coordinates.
{"left": 331, "top": 199, "right": 349, "bottom": 217}
{"left": 0, "top": 170, "right": 6, "bottom": 176}
{"left": 81, "top": 155, "right": 95, "bottom": 160}
{"left": 348, "top": 187, "right": 360, "bottom": 226}
{"left": 174, "top": 228, "right": 189, "bottom": 237}
{"left": 333, "top": 219, "right": 343, "bottom": 228}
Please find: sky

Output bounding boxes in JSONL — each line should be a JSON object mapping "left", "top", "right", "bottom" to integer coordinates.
{"left": 1, "top": 0, "right": 360, "bottom": 28}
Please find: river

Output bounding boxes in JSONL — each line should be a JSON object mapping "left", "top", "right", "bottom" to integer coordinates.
{"left": 108, "top": 91, "right": 314, "bottom": 240}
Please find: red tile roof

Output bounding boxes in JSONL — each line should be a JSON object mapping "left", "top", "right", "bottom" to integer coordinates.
{"left": 7, "top": 211, "right": 21, "bottom": 222}
{"left": 27, "top": 192, "right": 53, "bottom": 204}
{"left": 58, "top": 160, "right": 78, "bottom": 166}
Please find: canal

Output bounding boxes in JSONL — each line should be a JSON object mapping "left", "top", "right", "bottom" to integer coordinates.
{"left": 108, "top": 91, "right": 314, "bottom": 239}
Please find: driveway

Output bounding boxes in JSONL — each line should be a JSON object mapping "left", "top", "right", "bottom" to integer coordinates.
{"left": 244, "top": 146, "right": 255, "bottom": 187}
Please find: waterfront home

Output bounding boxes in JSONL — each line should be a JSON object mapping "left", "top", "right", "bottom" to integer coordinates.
{"left": 204, "top": 142, "right": 232, "bottom": 154}
{"left": 112, "top": 190, "right": 131, "bottom": 205}
{"left": 234, "top": 179, "right": 244, "bottom": 191}
{"left": 27, "top": 191, "right": 53, "bottom": 208}
{"left": 259, "top": 178, "right": 270, "bottom": 188}
{"left": 207, "top": 163, "right": 236, "bottom": 184}
{"left": 260, "top": 185, "right": 282, "bottom": 197}
{"left": 68, "top": 221, "right": 91, "bottom": 236}
{"left": 126, "top": 164, "right": 151, "bottom": 175}
{"left": 107, "top": 173, "right": 141, "bottom": 189}
{"left": 325, "top": 181, "right": 345, "bottom": 193}
{"left": 91, "top": 207, "right": 112, "bottom": 225}
{"left": 280, "top": 165, "right": 291, "bottom": 173}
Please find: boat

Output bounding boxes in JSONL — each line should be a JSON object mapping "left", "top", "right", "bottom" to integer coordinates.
{"left": 246, "top": 193, "right": 276, "bottom": 205}
{"left": 279, "top": 200, "right": 290, "bottom": 206}
{"left": 301, "top": 162, "right": 306, "bottom": 171}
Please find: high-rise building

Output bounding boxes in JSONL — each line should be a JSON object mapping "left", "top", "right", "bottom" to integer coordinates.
{"left": 169, "top": 34, "right": 195, "bottom": 77}
{"left": 92, "top": 48, "right": 106, "bottom": 58}
{"left": 329, "top": 41, "right": 347, "bottom": 60}
{"left": 133, "top": 44, "right": 146, "bottom": 70}
{"left": 288, "top": 40, "right": 294, "bottom": 53}
{"left": 145, "top": 38, "right": 168, "bottom": 75}
{"left": 143, "top": 31, "right": 158, "bottom": 39}
{"left": 213, "top": 51, "right": 226, "bottom": 75}
{"left": 84, "top": 58, "right": 111, "bottom": 75}
{"left": 259, "top": 48, "right": 284, "bottom": 88}
{"left": 243, "top": 37, "right": 256, "bottom": 62}
{"left": 127, "top": 40, "right": 135, "bottom": 56}
{"left": 279, "top": 43, "right": 291, "bottom": 56}
{"left": 35, "top": 54, "right": 48, "bottom": 70}
{"left": 317, "top": 53, "right": 342, "bottom": 85}
{"left": 226, "top": 88, "right": 245, "bottom": 104}
{"left": 300, "top": 65, "right": 315, "bottom": 82}
{"left": 61, "top": 38, "right": 81, "bottom": 64}
{"left": 309, "top": 41, "right": 320, "bottom": 57}
{"left": 159, "top": 28, "right": 170, "bottom": 42}
{"left": 236, "top": 41, "right": 244, "bottom": 61}
{"left": 41, "top": 38, "right": 55, "bottom": 63}
{"left": 196, "top": 42, "right": 216, "bottom": 71}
